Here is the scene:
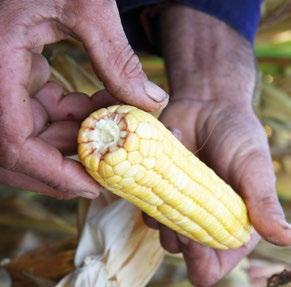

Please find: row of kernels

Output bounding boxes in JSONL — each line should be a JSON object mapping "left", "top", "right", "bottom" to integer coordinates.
{"left": 171, "top": 158, "right": 250, "bottom": 235}
{"left": 124, "top": 184, "right": 163, "bottom": 206}
{"left": 170, "top": 148, "right": 248, "bottom": 226}
{"left": 153, "top": 178, "right": 243, "bottom": 246}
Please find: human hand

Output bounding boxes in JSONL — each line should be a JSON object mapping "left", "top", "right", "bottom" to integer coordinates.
{"left": 0, "top": 54, "right": 120, "bottom": 198}
{"left": 144, "top": 98, "right": 291, "bottom": 286}
{"left": 0, "top": 0, "right": 168, "bottom": 198}
{"left": 142, "top": 4, "right": 291, "bottom": 286}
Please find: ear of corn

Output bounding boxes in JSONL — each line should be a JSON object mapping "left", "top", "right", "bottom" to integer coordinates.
{"left": 78, "top": 105, "right": 253, "bottom": 250}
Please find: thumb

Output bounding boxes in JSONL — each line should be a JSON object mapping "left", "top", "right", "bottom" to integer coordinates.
{"left": 72, "top": 1, "right": 168, "bottom": 112}
{"left": 238, "top": 152, "right": 291, "bottom": 246}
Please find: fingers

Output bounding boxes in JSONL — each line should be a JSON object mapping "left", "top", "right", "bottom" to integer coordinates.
{"left": 0, "top": 167, "right": 97, "bottom": 199}
{"left": 180, "top": 232, "right": 260, "bottom": 286}
{"left": 32, "top": 87, "right": 121, "bottom": 155}
{"left": 35, "top": 83, "right": 120, "bottom": 121}
{"left": 28, "top": 53, "right": 51, "bottom": 95}
{"left": 71, "top": 1, "right": 168, "bottom": 112}
{"left": 237, "top": 152, "right": 291, "bottom": 246}
{"left": 214, "top": 232, "right": 261, "bottom": 273}
{"left": 159, "top": 224, "right": 180, "bottom": 253}
{"left": 142, "top": 213, "right": 180, "bottom": 253}
{"left": 39, "top": 121, "right": 80, "bottom": 155}
{"left": 142, "top": 213, "right": 159, "bottom": 229}
{"left": 14, "top": 137, "right": 101, "bottom": 197}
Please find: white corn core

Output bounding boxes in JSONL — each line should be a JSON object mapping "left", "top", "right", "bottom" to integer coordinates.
{"left": 90, "top": 119, "right": 120, "bottom": 152}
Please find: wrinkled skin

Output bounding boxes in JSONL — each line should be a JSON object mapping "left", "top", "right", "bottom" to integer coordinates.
{"left": 1, "top": 1, "right": 290, "bottom": 286}
{"left": 143, "top": 98, "right": 291, "bottom": 286}
{"left": 0, "top": 0, "right": 168, "bottom": 199}
{"left": 143, "top": 5, "right": 291, "bottom": 287}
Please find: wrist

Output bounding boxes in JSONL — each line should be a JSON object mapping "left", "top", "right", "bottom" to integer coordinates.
{"left": 160, "top": 4, "right": 257, "bottom": 106}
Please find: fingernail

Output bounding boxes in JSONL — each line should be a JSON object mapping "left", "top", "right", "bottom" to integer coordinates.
{"left": 169, "top": 128, "right": 182, "bottom": 141}
{"left": 177, "top": 234, "right": 190, "bottom": 245}
{"left": 144, "top": 81, "right": 169, "bottom": 103}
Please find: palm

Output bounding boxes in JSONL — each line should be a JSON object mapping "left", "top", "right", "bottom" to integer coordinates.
{"left": 157, "top": 98, "right": 290, "bottom": 286}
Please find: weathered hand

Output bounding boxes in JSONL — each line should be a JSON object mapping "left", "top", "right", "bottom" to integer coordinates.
{"left": 158, "top": 98, "right": 290, "bottom": 286}
{"left": 0, "top": 0, "right": 168, "bottom": 198}
{"left": 141, "top": 4, "right": 291, "bottom": 285}
{"left": 0, "top": 53, "right": 119, "bottom": 198}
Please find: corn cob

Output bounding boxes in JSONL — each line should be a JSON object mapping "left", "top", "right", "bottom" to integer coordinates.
{"left": 78, "top": 105, "right": 253, "bottom": 250}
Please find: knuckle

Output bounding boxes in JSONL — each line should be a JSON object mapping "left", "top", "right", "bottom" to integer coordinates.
{"left": 0, "top": 141, "right": 21, "bottom": 170}
{"left": 189, "top": 270, "right": 221, "bottom": 287}
{"left": 43, "top": 178, "right": 64, "bottom": 192}
{"left": 260, "top": 195, "right": 282, "bottom": 215}
{"left": 160, "top": 237, "right": 179, "bottom": 253}
{"left": 160, "top": 240, "right": 177, "bottom": 253}
{"left": 113, "top": 44, "right": 143, "bottom": 79}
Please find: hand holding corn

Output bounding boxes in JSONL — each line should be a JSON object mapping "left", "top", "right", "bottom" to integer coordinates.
{"left": 0, "top": 0, "right": 167, "bottom": 198}
{"left": 154, "top": 5, "right": 291, "bottom": 286}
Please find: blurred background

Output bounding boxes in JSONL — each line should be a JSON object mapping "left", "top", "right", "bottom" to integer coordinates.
{"left": 1, "top": 1, "right": 291, "bottom": 286}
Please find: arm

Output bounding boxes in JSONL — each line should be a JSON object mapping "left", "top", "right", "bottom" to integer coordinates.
{"left": 160, "top": 5, "right": 256, "bottom": 105}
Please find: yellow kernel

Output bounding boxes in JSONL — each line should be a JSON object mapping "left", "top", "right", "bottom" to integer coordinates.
{"left": 77, "top": 129, "right": 91, "bottom": 143}
{"left": 124, "top": 133, "right": 140, "bottom": 151}
{"left": 120, "top": 177, "right": 135, "bottom": 186}
{"left": 117, "top": 105, "right": 136, "bottom": 113}
{"left": 127, "top": 151, "right": 143, "bottom": 164}
{"left": 137, "top": 170, "right": 161, "bottom": 187}
{"left": 78, "top": 143, "right": 92, "bottom": 160}
{"left": 134, "top": 110, "right": 153, "bottom": 122}
{"left": 87, "top": 168, "right": 102, "bottom": 182}
{"left": 140, "top": 139, "right": 151, "bottom": 157}
{"left": 114, "top": 160, "right": 131, "bottom": 176}
{"left": 80, "top": 117, "right": 96, "bottom": 129}
{"left": 98, "top": 161, "right": 114, "bottom": 178}
{"left": 136, "top": 122, "right": 154, "bottom": 139}
{"left": 148, "top": 140, "right": 158, "bottom": 157}
{"left": 123, "top": 165, "right": 141, "bottom": 178}
{"left": 106, "top": 175, "right": 122, "bottom": 184}
{"left": 164, "top": 141, "right": 173, "bottom": 155}
{"left": 107, "top": 105, "right": 119, "bottom": 113}
{"left": 155, "top": 155, "right": 171, "bottom": 172}
{"left": 83, "top": 155, "right": 99, "bottom": 171}
{"left": 104, "top": 148, "right": 127, "bottom": 166}
{"left": 91, "top": 108, "right": 108, "bottom": 120}
{"left": 134, "top": 165, "right": 146, "bottom": 181}
{"left": 169, "top": 170, "right": 188, "bottom": 190}
{"left": 142, "top": 158, "right": 156, "bottom": 169}
{"left": 129, "top": 185, "right": 162, "bottom": 206}
{"left": 125, "top": 113, "right": 139, "bottom": 132}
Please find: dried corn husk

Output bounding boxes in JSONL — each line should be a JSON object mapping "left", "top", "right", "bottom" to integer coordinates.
{"left": 57, "top": 192, "right": 164, "bottom": 287}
